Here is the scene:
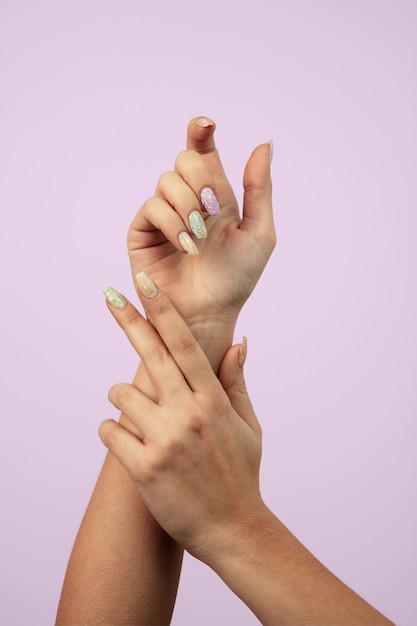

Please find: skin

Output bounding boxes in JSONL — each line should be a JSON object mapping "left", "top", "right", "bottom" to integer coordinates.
{"left": 55, "top": 117, "right": 275, "bottom": 625}
{"left": 100, "top": 285, "right": 394, "bottom": 626}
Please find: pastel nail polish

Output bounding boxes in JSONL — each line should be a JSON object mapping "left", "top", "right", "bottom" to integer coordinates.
{"left": 200, "top": 187, "right": 220, "bottom": 216}
{"left": 188, "top": 211, "right": 207, "bottom": 239}
{"left": 269, "top": 139, "right": 274, "bottom": 164}
{"left": 179, "top": 231, "right": 199, "bottom": 256}
{"left": 103, "top": 287, "right": 127, "bottom": 309}
{"left": 135, "top": 272, "right": 158, "bottom": 300}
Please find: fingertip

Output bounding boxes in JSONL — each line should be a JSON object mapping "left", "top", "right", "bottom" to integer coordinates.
{"left": 103, "top": 287, "right": 128, "bottom": 309}
{"left": 186, "top": 116, "right": 217, "bottom": 153}
{"left": 98, "top": 418, "right": 116, "bottom": 444}
{"left": 243, "top": 142, "right": 273, "bottom": 197}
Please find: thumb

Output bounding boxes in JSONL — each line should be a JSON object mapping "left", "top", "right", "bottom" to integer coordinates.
{"left": 241, "top": 142, "right": 275, "bottom": 247}
{"left": 218, "top": 338, "right": 261, "bottom": 438}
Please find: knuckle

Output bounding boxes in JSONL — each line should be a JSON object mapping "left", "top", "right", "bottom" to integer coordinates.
{"left": 124, "top": 308, "right": 143, "bottom": 330}
{"left": 145, "top": 342, "right": 169, "bottom": 365}
{"left": 108, "top": 383, "right": 132, "bottom": 407}
{"left": 151, "top": 297, "right": 171, "bottom": 318}
{"left": 174, "top": 149, "right": 190, "bottom": 170}
{"left": 102, "top": 422, "right": 120, "bottom": 449}
{"left": 165, "top": 435, "right": 186, "bottom": 456}
{"left": 187, "top": 411, "right": 207, "bottom": 435}
{"left": 156, "top": 170, "right": 175, "bottom": 190}
{"left": 144, "top": 437, "right": 185, "bottom": 479}
{"left": 141, "top": 196, "right": 157, "bottom": 213}
{"left": 175, "top": 149, "right": 204, "bottom": 174}
{"left": 172, "top": 332, "right": 197, "bottom": 357}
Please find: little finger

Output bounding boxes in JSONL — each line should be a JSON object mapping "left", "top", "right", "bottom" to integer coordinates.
{"left": 99, "top": 419, "right": 145, "bottom": 482}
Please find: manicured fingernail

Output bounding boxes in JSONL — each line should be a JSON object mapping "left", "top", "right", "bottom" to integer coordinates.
{"left": 197, "top": 116, "right": 215, "bottom": 128}
{"left": 103, "top": 287, "right": 127, "bottom": 309}
{"left": 200, "top": 186, "right": 220, "bottom": 215}
{"left": 179, "top": 231, "right": 199, "bottom": 256}
{"left": 269, "top": 139, "right": 274, "bottom": 164}
{"left": 135, "top": 272, "right": 158, "bottom": 299}
{"left": 238, "top": 336, "right": 247, "bottom": 369}
{"left": 188, "top": 210, "right": 207, "bottom": 239}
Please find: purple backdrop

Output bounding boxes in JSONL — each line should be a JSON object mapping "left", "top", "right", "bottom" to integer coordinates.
{"left": 1, "top": 1, "right": 416, "bottom": 624}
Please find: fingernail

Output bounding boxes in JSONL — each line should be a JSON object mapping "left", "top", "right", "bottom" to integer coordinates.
{"left": 200, "top": 187, "right": 220, "bottom": 216}
{"left": 197, "top": 116, "right": 215, "bottom": 128}
{"left": 269, "top": 139, "right": 274, "bottom": 164}
{"left": 135, "top": 272, "right": 158, "bottom": 300}
{"left": 188, "top": 210, "right": 207, "bottom": 239}
{"left": 103, "top": 287, "right": 127, "bottom": 309}
{"left": 179, "top": 231, "right": 199, "bottom": 255}
{"left": 238, "top": 336, "right": 248, "bottom": 369}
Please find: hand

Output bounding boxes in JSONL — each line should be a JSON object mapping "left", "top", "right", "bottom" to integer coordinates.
{"left": 100, "top": 279, "right": 264, "bottom": 563}
{"left": 128, "top": 117, "right": 275, "bottom": 363}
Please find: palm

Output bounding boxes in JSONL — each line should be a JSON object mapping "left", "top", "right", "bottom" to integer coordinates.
{"left": 128, "top": 121, "right": 274, "bottom": 331}
{"left": 129, "top": 192, "right": 270, "bottom": 327}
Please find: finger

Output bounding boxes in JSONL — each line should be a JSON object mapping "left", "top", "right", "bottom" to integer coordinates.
{"left": 241, "top": 142, "right": 276, "bottom": 248}
{"left": 103, "top": 287, "right": 191, "bottom": 402}
{"left": 218, "top": 339, "right": 262, "bottom": 438}
{"left": 186, "top": 117, "right": 236, "bottom": 206}
{"left": 108, "top": 383, "right": 159, "bottom": 441}
{"left": 99, "top": 419, "right": 144, "bottom": 482}
{"left": 156, "top": 170, "right": 208, "bottom": 239}
{"left": 186, "top": 116, "right": 217, "bottom": 154}
{"left": 134, "top": 273, "right": 220, "bottom": 395}
{"left": 140, "top": 195, "right": 201, "bottom": 256}
{"left": 174, "top": 150, "right": 221, "bottom": 216}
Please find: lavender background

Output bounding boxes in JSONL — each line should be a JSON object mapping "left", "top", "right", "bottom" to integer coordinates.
{"left": 1, "top": 1, "right": 416, "bottom": 624}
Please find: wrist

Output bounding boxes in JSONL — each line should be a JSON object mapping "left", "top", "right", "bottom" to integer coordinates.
{"left": 200, "top": 502, "right": 279, "bottom": 573}
{"left": 186, "top": 312, "right": 238, "bottom": 373}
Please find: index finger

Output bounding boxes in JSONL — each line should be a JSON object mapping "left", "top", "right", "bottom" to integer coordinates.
{"left": 186, "top": 116, "right": 237, "bottom": 209}
{"left": 134, "top": 273, "right": 220, "bottom": 394}
{"left": 186, "top": 116, "right": 217, "bottom": 154}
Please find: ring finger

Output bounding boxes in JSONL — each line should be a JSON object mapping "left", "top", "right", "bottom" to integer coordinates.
{"left": 156, "top": 171, "right": 209, "bottom": 242}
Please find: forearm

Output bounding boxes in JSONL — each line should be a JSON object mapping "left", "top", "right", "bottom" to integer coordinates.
{"left": 56, "top": 365, "right": 183, "bottom": 626}
{"left": 206, "top": 506, "right": 394, "bottom": 626}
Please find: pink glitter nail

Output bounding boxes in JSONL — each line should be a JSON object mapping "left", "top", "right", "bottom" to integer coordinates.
{"left": 200, "top": 187, "right": 220, "bottom": 216}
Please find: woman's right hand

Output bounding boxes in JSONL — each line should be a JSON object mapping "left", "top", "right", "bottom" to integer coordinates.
{"left": 127, "top": 117, "right": 275, "bottom": 366}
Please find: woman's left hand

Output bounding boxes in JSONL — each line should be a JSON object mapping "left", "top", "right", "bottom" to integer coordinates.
{"left": 100, "top": 278, "right": 264, "bottom": 563}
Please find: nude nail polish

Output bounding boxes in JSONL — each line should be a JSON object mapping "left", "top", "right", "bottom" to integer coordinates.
{"left": 103, "top": 287, "right": 128, "bottom": 309}
{"left": 179, "top": 231, "right": 199, "bottom": 255}
{"left": 135, "top": 273, "right": 158, "bottom": 300}
{"left": 269, "top": 139, "right": 274, "bottom": 164}
{"left": 188, "top": 211, "right": 207, "bottom": 239}
{"left": 197, "top": 117, "right": 215, "bottom": 127}
{"left": 200, "top": 187, "right": 220, "bottom": 216}
{"left": 238, "top": 336, "right": 248, "bottom": 369}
